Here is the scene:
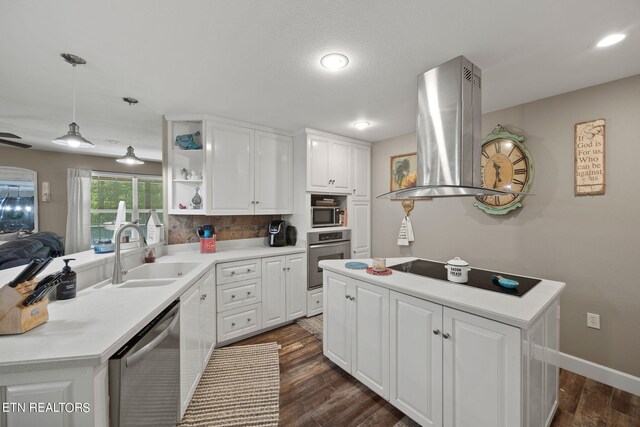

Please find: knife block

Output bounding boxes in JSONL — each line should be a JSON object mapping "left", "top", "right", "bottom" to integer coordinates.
{"left": 0, "top": 280, "right": 49, "bottom": 335}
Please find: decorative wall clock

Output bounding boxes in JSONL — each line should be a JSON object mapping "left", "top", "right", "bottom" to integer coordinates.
{"left": 474, "top": 124, "right": 534, "bottom": 215}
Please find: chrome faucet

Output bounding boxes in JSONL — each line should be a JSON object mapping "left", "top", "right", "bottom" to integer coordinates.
{"left": 112, "top": 222, "right": 147, "bottom": 284}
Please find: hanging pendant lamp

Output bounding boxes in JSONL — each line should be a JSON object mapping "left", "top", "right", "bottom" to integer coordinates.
{"left": 116, "top": 97, "right": 144, "bottom": 165}
{"left": 52, "top": 54, "right": 94, "bottom": 148}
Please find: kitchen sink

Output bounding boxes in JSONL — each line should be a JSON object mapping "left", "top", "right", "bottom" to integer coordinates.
{"left": 118, "top": 278, "right": 176, "bottom": 288}
{"left": 122, "top": 262, "right": 201, "bottom": 281}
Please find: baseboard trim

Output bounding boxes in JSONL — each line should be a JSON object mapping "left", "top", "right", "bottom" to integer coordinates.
{"left": 559, "top": 352, "right": 640, "bottom": 396}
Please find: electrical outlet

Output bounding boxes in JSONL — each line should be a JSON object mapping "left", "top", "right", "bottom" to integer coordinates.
{"left": 587, "top": 313, "right": 600, "bottom": 329}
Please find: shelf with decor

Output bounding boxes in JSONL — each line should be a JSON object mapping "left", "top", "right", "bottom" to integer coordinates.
{"left": 167, "top": 120, "right": 207, "bottom": 215}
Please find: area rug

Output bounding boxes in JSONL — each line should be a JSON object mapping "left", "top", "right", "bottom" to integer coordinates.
{"left": 177, "top": 342, "right": 280, "bottom": 427}
{"left": 296, "top": 314, "right": 323, "bottom": 341}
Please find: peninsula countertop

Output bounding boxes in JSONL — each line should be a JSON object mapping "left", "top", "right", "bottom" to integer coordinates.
{"left": 0, "top": 244, "right": 305, "bottom": 373}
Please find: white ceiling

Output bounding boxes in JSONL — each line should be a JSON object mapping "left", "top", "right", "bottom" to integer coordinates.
{"left": 1, "top": 0, "right": 639, "bottom": 161}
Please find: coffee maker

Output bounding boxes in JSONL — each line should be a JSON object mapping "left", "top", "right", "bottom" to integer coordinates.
{"left": 268, "top": 220, "right": 287, "bottom": 247}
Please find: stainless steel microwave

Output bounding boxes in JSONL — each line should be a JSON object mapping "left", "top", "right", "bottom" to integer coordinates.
{"left": 311, "top": 207, "right": 341, "bottom": 227}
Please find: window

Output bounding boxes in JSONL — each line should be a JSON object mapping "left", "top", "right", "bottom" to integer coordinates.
{"left": 90, "top": 172, "right": 163, "bottom": 243}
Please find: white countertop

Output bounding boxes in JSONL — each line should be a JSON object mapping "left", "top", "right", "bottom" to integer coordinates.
{"left": 0, "top": 244, "right": 304, "bottom": 373}
{"left": 319, "top": 257, "right": 565, "bottom": 330}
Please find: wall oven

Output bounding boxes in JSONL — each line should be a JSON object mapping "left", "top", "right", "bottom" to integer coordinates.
{"left": 311, "top": 207, "right": 341, "bottom": 228}
{"left": 308, "top": 229, "right": 350, "bottom": 290}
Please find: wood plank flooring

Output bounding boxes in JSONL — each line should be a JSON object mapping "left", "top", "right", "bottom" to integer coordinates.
{"left": 231, "top": 323, "right": 640, "bottom": 427}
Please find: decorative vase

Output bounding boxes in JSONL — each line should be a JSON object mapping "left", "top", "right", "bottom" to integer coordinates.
{"left": 191, "top": 187, "right": 202, "bottom": 209}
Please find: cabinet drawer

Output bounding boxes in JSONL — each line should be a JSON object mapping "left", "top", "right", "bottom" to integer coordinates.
{"left": 216, "top": 259, "right": 261, "bottom": 284}
{"left": 307, "top": 289, "right": 323, "bottom": 316}
{"left": 217, "top": 303, "right": 262, "bottom": 342}
{"left": 217, "top": 279, "right": 261, "bottom": 312}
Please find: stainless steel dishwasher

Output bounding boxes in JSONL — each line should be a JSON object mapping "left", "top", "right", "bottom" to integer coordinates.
{"left": 109, "top": 300, "right": 180, "bottom": 427}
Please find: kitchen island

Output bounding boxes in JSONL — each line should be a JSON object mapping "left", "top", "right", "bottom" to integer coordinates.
{"left": 319, "top": 257, "right": 565, "bottom": 427}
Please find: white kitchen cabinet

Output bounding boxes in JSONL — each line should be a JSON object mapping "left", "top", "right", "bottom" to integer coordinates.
{"left": 285, "top": 253, "right": 307, "bottom": 320}
{"left": 255, "top": 131, "right": 293, "bottom": 214}
{"left": 205, "top": 121, "right": 293, "bottom": 215}
{"left": 306, "top": 135, "right": 351, "bottom": 193}
{"left": 324, "top": 273, "right": 351, "bottom": 371}
{"left": 351, "top": 144, "right": 371, "bottom": 200}
{"left": 442, "top": 307, "right": 520, "bottom": 427}
{"left": 350, "top": 201, "right": 371, "bottom": 258}
{"left": 261, "top": 257, "right": 287, "bottom": 328}
{"left": 324, "top": 272, "right": 389, "bottom": 398}
{"left": 180, "top": 268, "right": 217, "bottom": 418}
{"left": 207, "top": 122, "right": 255, "bottom": 215}
{"left": 180, "top": 285, "right": 203, "bottom": 417}
{"left": 200, "top": 270, "right": 216, "bottom": 367}
{"left": 217, "top": 278, "right": 261, "bottom": 312}
{"left": 217, "top": 303, "right": 262, "bottom": 342}
{"left": 0, "top": 365, "right": 101, "bottom": 427}
{"left": 262, "top": 254, "right": 308, "bottom": 328}
{"left": 307, "top": 289, "right": 323, "bottom": 317}
{"left": 390, "top": 292, "right": 443, "bottom": 427}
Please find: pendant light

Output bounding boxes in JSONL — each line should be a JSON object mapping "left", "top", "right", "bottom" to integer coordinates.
{"left": 116, "top": 97, "right": 144, "bottom": 165}
{"left": 52, "top": 54, "right": 94, "bottom": 148}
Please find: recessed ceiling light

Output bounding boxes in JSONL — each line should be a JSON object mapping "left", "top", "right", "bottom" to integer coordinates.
{"left": 596, "top": 33, "right": 626, "bottom": 48}
{"left": 321, "top": 53, "right": 349, "bottom": 71}
{"left": 353, "top": 121, "right": 370, "bottom": 130}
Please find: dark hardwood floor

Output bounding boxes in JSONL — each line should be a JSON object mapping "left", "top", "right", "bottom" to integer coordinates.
{"left": 231, "top": 323, "right": 640, "bottom": 427}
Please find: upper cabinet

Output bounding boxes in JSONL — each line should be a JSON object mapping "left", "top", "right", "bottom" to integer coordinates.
{"left": 166, "top": 116, "right": 293, "bottom": 216}
{"left": 351, "top": 144, "right": 371, "bottom": 201}
{"left": 207, "top": 122, "right": 256, "bottom": 215}
{"left": 306, "top": 135, "right": 352, "bottom": 194}
{"left": 255, "top": 131, "right": 293, "bottom": 214}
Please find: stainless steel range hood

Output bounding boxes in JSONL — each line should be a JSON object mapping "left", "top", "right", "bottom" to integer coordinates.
{"left": 379, "top": 56, "right": 515, "bottom": 199}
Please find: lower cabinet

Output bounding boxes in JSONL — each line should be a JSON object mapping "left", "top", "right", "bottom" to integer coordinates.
{"left": 180, "top": 267, "right": 216, "bottom": 419}
{"left": 216, "top": 252, "right": 307, "bottom": 345}
{"left": 325, "top": 271, "right": 558, "bottom": 427}
{"left": 307, "top": 289, "right": 323, "bottom": 317}
{"left": 261, "top": 253, "right": 307, "bottom": 329}
{"left": 324, "top": 273, "right": 390, "bottom": 398}
{"left": 389, "top": 291, "right": 521, "bottom": 427}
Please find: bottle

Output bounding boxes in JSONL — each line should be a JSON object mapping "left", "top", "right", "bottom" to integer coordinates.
{"left": 56, "top": 259, "right": 77, "bottom": 300}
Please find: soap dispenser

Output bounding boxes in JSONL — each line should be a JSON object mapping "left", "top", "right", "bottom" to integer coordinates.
{"left": 57, "top": 258, "right": 77, "bottom": 300}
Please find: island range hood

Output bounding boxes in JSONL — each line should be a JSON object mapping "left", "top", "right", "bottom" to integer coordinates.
{"left": 379, "top": 55, "right": 518, "bottom": 199}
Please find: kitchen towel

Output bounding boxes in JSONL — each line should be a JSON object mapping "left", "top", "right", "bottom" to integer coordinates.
{"left": 398, "top": 216, "right": 415, "bottom": 246}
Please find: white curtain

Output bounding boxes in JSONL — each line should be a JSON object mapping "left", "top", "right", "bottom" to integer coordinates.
{"left": 65, "top": 168, "right": 92, "bottom": 254}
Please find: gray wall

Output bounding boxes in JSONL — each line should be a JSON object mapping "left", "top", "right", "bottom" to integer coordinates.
{"left": 0, "top": 147, "right": 162, "bottom": 237}
{"left": 371, "top": 74, "right": 640, "bottom": 377}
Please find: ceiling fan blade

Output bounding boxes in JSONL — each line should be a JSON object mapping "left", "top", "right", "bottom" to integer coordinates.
{"left": 0, "top": 138, "right": 31, "bottom": 149}
{"left": 0, "top": 132, "right": 21, "bottom": 139}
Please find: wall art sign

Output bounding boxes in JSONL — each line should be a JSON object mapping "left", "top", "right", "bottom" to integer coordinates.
{"left": 575, "top": 119, "right": 606, "bottom": 196}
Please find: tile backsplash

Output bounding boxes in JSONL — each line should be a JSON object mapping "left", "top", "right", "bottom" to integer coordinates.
{"left": 168, "top": 215, "right": 281, "bottom": 244}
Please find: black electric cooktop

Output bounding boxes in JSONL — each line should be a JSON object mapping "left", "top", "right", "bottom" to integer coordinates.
{"left": 389, "top": 259, "right": 541, "bottom": 297}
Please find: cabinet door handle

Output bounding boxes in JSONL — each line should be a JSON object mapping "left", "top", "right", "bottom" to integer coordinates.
{"left": 282, "top": 267, "right": 286, "bottom": 271}
{"left": 353, "top": 250, "right": 356, "bottom": 254}
{"left": 232, "top": 322, "right": 236, "bottom": 327}
{"left": 247, "top": 291, "right": 251, "bottom": 296}
{"left": 328, "top": 179, "right": 332, "bottom": 185}
{"left": 433, "top": 329, "right": 440, "bottom": 335}
{"left": 231, "top": 294, "right": 236, "bottom": 299}
{"left": 353, "top": 189, "right": 356, "bottom": 194}
{"left": 255, "top": 201, "right": 260, "bottom": 204}
{"left": 247, "top": 318, "right": 251, "bottom": 322}
{"left": 247, "top": 268, "right": 251, "bottom": 272}
{"left": 231, "top": 271, "right": 235, "bottom": 275}
{"left": 250, "top": 201, "right": 255, "bottom": 204}
{"left": 442, "top": 332, "right": 450, "bottom": 339}
{"left": 316, "top": 300, "right": 320, "bottom": 304}
{"left": 287, "top": 267, "right": 291, "bottom": 271}
{"left": 202, "top": 293, "right": 207, "bottom": 300}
